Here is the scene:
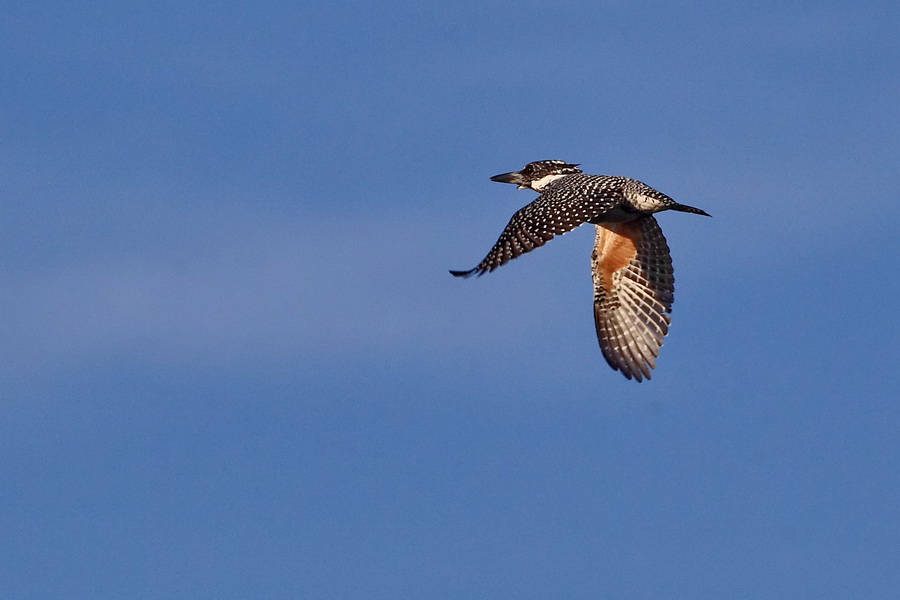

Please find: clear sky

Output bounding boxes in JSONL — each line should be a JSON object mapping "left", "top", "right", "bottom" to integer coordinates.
{"left": 3, "top": 1, "right": 899, "bottom": 598}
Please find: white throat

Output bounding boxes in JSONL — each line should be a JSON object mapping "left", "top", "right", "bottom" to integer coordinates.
{"left": 527, "top": 173, "right": 567, "bottom": 192}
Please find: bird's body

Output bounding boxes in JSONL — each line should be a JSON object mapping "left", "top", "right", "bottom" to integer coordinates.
{"left": 451, "top": 160, "right": 709, "bottom": 381}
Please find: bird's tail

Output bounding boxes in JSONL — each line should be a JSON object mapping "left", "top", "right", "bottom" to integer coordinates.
{"left": 671, "top": 203, "right": 711, "bottom": 217}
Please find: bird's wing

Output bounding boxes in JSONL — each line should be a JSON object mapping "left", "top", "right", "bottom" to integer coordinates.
{"left": 450, "top": 188, "right": 619, "bottom": 277}
{"left": 591, "top": 216, "right": 674, "bottom": 381}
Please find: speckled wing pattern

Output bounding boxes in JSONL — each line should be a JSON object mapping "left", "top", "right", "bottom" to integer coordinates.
{"left": 450, "top": 175, "right": 626, "bottom": 277}
{"left": 591, "top": 216, "right": 674, "bottom": 381}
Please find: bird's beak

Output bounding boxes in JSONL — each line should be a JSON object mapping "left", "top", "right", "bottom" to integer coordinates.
{"left": 490, "top": 171, "right": 525, "bottom": 186}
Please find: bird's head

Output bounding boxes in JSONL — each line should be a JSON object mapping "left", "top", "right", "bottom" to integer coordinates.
{"left": 490, "top": 160, "right": 582, "bottom": 192}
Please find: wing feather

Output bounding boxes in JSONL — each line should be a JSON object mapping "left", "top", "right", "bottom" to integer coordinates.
{"left": 450, "top": 180, "right": 620, "bottom": 277}
{"left": 591, "top": 216, "right": 674, "bottom": 381}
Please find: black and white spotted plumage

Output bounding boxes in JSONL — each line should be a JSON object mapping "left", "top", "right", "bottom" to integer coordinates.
{"left": 451, "top": 160, "right": 709, "bottom": 381}
{"left": 450, "top": 175, "right": 629, "bottom": 276}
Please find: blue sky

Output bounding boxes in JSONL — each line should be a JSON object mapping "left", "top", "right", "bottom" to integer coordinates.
{"left": 2, "top": 1, "right": 899, "bottom": 598}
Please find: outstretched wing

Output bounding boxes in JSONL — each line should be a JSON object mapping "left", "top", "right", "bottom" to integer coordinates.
{"left": 591, "top": 216, "right": 674, "bottom": 381}
{"left": 450, "top": 185, "right": 620, "bottom": 277}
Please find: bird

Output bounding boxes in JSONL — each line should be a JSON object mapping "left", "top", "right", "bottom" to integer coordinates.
{"left": 450, "top": 159, "right": 710, "bottom": 381}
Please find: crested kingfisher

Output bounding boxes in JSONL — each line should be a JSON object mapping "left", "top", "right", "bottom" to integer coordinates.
{"left": 451, "top": 160, "right": 709, "bottom": 381}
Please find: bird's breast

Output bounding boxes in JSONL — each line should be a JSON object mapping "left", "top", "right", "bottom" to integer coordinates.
{"left": 592, "top": 221, "right": 641, "bottom": 293}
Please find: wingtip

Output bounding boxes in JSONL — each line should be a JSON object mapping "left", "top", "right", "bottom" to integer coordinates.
{"left": 449, "top": 268, "right": 477, "bottom": 278}
{"left": 610, "top": 359, "right": 650, "bottom": 382}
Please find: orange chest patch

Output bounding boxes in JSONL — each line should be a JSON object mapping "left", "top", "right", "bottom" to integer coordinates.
{"left": 594, "top": 221, "right": 641, "bottom": 291}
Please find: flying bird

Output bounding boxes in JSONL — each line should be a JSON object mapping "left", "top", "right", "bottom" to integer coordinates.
{"left": 451, "top": 160, "right": 709, "bottom": 381}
